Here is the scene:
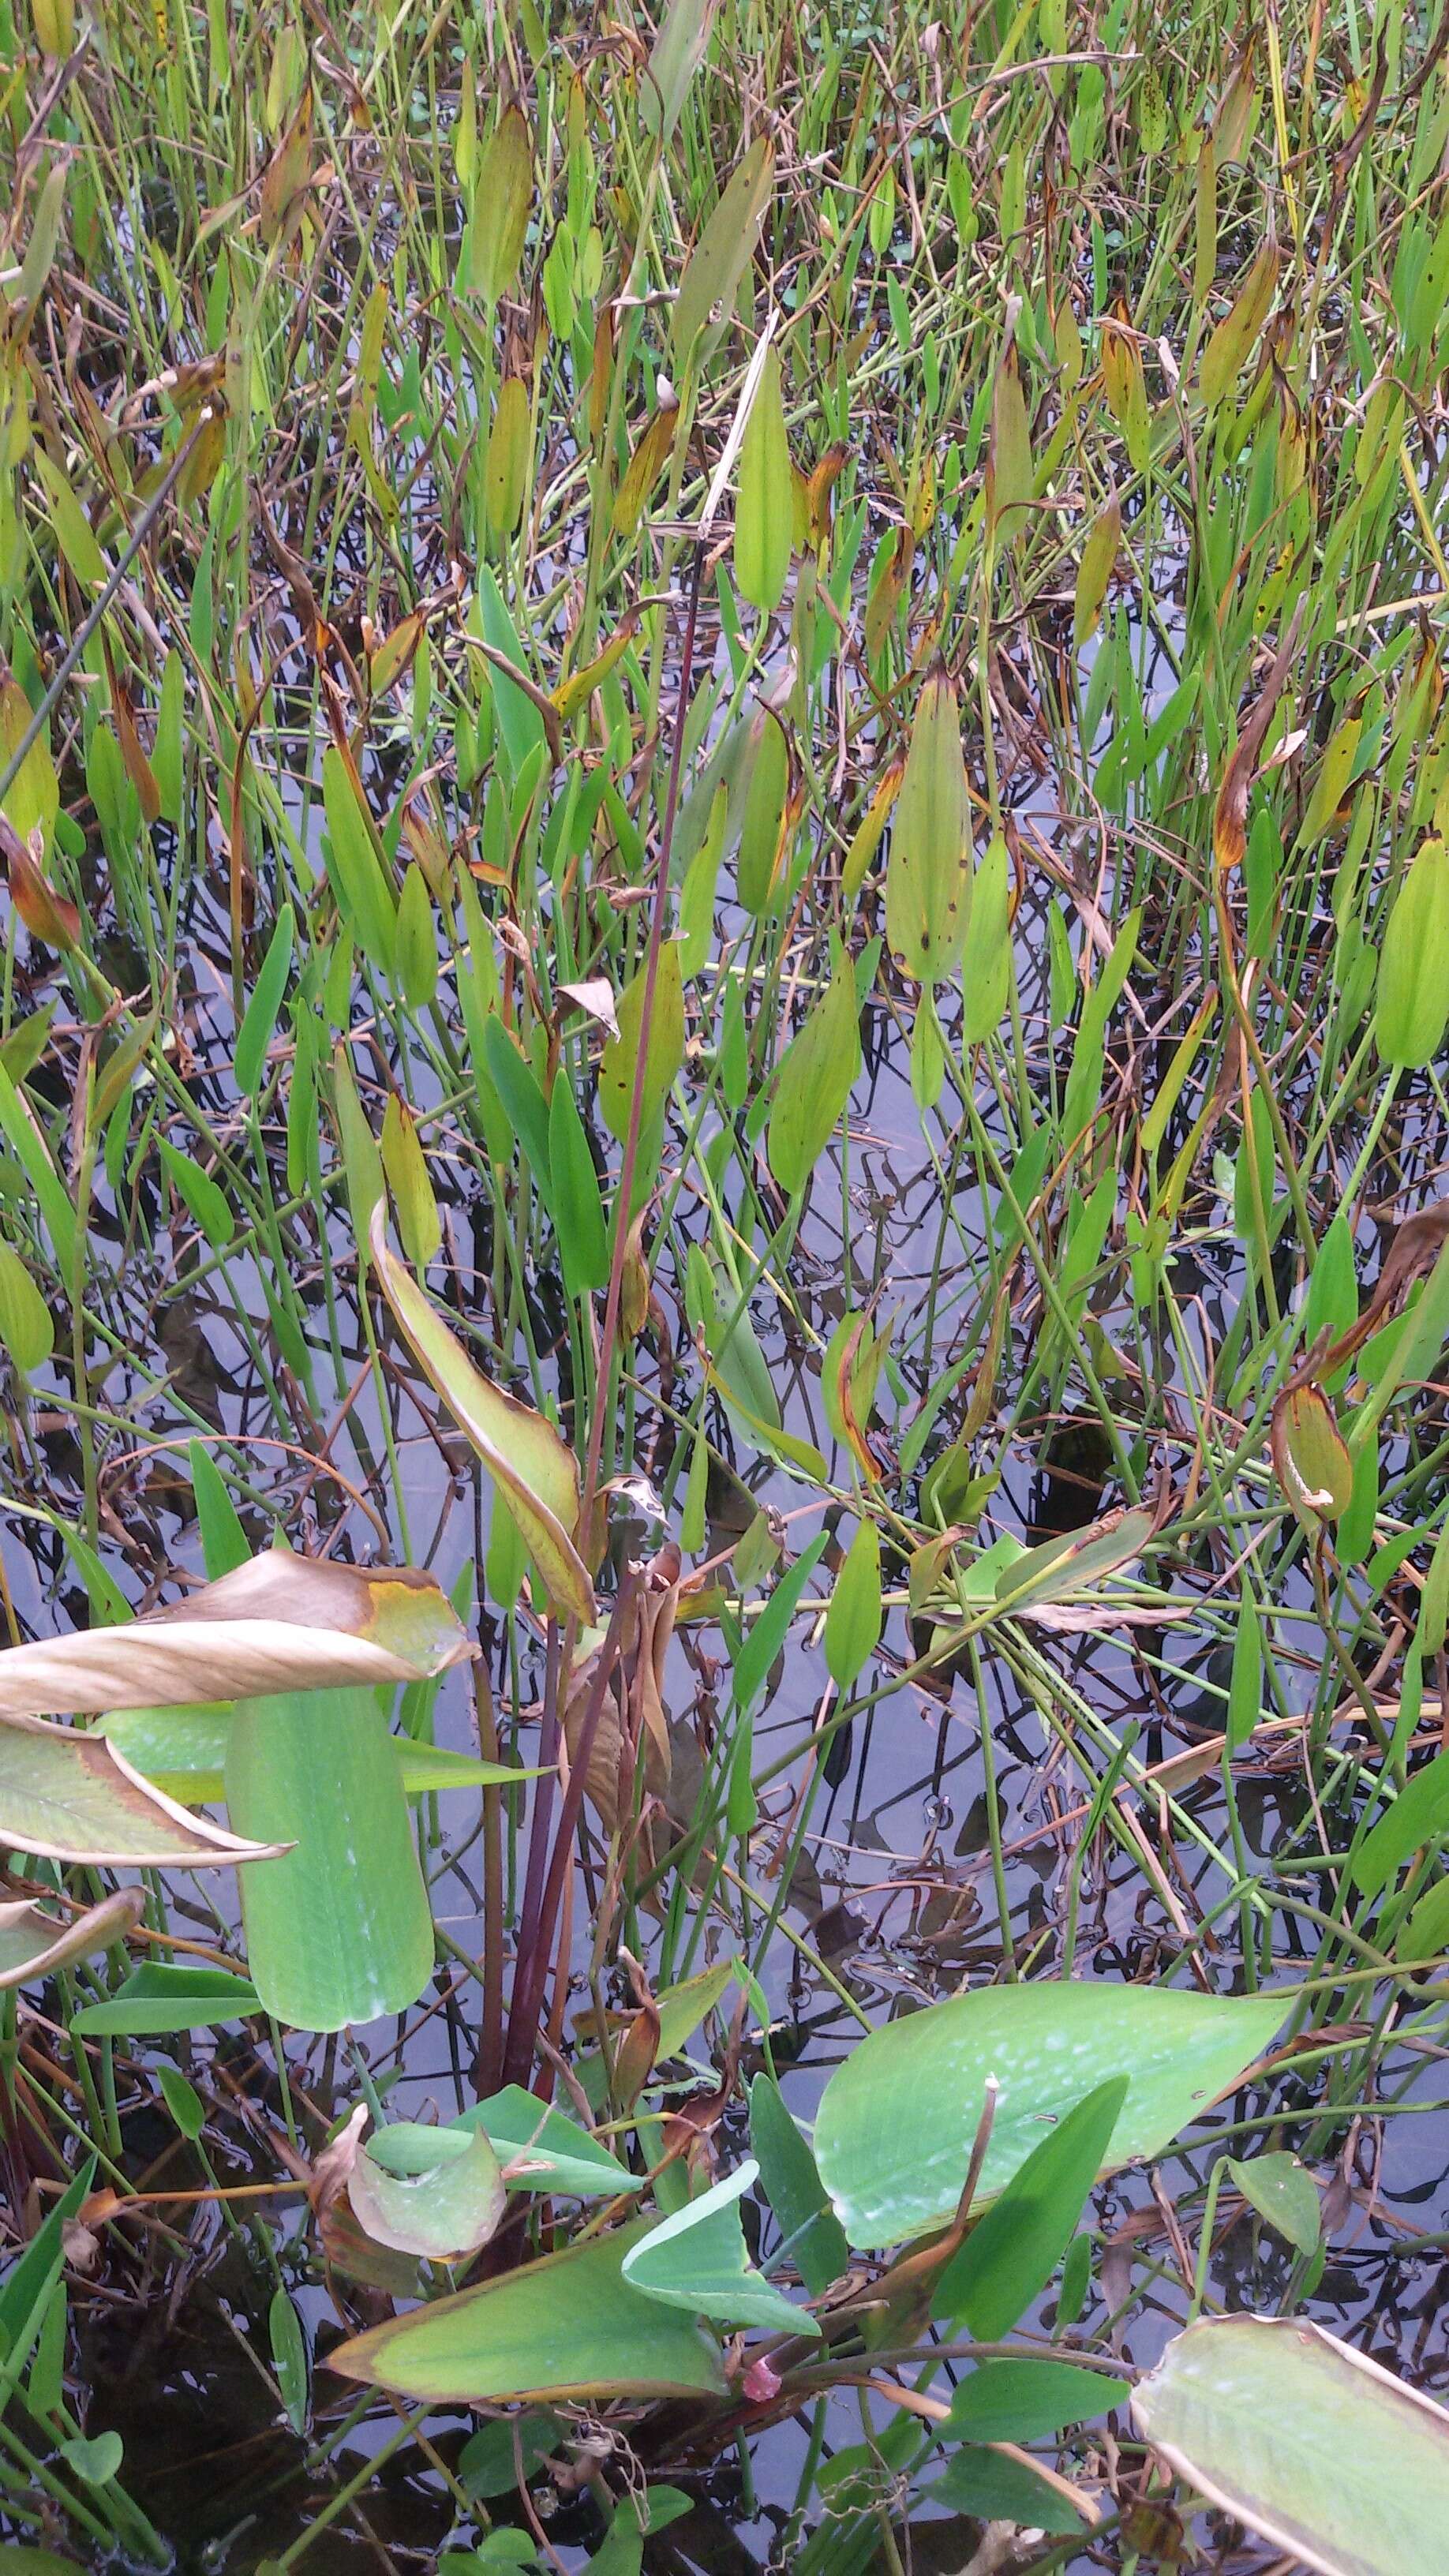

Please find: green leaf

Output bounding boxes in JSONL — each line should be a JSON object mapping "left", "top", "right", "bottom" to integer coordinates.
{"left": 469, "top": 105, "right": 533, "bottom": 305}
{"left": 748, "top": 2073, "right": 849, "bottom": 2296}
{"left": 733, "top": 1533, "right": 830, "bottom": 1712}
{"left": 621, "top": 2160, "right": 816, "bottom": 2334}
{"left": 71, "top": 1964, "right": 261, "bottom": 2035}
{"left": 766, "top": 966, "right": 860, "bottom": 1195}
{"left": 823, "top": 1520, "right": 882, "bottom": 1692}
{"left": 599, "top": 942, "right": 685, "bottom": 1146}
{"left": 1352, "top": 1752, "right": 1449, "bottom": 1900}
{"left": 674, "top": 137, "right": 775, "bottom": 367}
{"left": 735, "top": 345, "right": 792, "bottom": 614}
{"left": 1226, "top": 2151, "right": 1321, "bottom": 2255}
{"left": 1376, "top": 837, "right": 1449, "bottom": 1066}
{"left": 225, "top": 1684, "right": 436, "bottom": 2033}
{"left": 157, "top": 2064, "right": 204, "bottom": 2137}
{"left": 814, "top": 1980, "right": 1287, "bottom": 2247}
{"left": 456, "top": 2086, "right": 630, "bottom": 2197}
{"left": 96, "top": 1702, "right": 528, "bottom": 1809}
{"left": 58, "top": 2431, "right": 122, "bottom": 2486}
{"left": 548, "top": 1077, "right": 609, "bottom": 1294}
{"left": 930, "top": 2446, "right": 1086, "bottom": 2537}
{"left": 322, "top": 747, "right": 396, "bottom": 977}
{"left": 931, "top": 2075, "right": 1128, "bottom": 2334}
{"left": 944, "top": 2357, "right": 1130, "bottom": 2443}
{"left": 235, "top": 904, "right": 294, "bottom": 1099}
{"left": 328, "top": 2220, "right": 728, "bottom": 2403}
{"left": 368, "top": 1208, "right": 595, "bottom": 1624}
{"left": 0, "top": 1244, "right": 54, "bottom": 1376}
{"left": 157, "top": 1136, "right": 234, "bottom": 1249}
{"left": 0, "top": 2154, "right": 95, "bottom": 2374}
{"left": 268, "top": 2288, "right": 309, "bottom": 2436}
{"left": 1133, "top": 2314, "right": 1449, "bottom": 2576}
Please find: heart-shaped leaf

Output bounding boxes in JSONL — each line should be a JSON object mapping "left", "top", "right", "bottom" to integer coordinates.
{"left": 329, "top": 2221, "right": 728, "bottom": 2403}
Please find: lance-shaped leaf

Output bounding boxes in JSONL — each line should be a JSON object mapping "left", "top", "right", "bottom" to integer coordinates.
{"left": 885, "top": 667, "right": 971, "bottom": 986}
{"left": 673, "top": 136, "right": 775, "bottom": 366}
{"left": 990, "top": 1504, "right": 1159, "bottom": 1622}
{"left": 329, "top": 2219, "right": 728, "bottom": 2403}
{"left": 734, "top": 343, "right": 792, "bottom": 614}
{"left": 0, "top": 1888, "right": 144, "bottom": 1988}
{"left": 368, "top": 1206, "right": 595, "bottom": 1624}
{"left": 0, "top": 1550, "right": 474, "bottom": 1719}
{"left": 227, "top": 1683, "right": 438, "bottom": 2032}
{"left": 767, "top": 964, "right": 860, "bottom": 1196}
{"left": 1133, "top": 2314, "right": 1449, "bottom": 2576}
{"left": 0, "top": 1722, "right": 290, "bottom": 1868}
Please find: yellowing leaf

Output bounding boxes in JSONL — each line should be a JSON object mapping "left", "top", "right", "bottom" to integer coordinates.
{"left": 368, "top": 1207, "right": 596, "bottom": 1624}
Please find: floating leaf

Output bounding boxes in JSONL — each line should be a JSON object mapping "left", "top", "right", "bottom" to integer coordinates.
{"left": 1133, "top": 2315, "right": 1449, "bottom": 2576}
{"left": 814, "top": 1981, "right": 1287, "bottom": 2247}
{"left": 329, "top": 2222, "right": 728, "bottom": 2403}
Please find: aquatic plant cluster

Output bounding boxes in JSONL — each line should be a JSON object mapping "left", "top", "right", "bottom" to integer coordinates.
{"left": 0, "top": 0, "right": 1447, "bottom": 2567}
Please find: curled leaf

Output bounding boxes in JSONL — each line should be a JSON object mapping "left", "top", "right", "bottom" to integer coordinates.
{"left": 0, "top": 1550, "right": 474, "bottom": 1720}
{"left": 368, "top": 1205, "right": 595, "bottom": 1624}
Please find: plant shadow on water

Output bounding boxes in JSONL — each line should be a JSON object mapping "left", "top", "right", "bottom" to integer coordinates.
{"left": 3, "top": 2, "right": 1449, "bottom": 2571}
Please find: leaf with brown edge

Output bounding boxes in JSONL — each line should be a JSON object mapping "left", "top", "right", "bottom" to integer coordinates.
{"left": 0, "top": 815, "right": 79, "bottom": 951}
{"left": 1213, "top": 608, "right": 1303, "bottom": 875}
{"left": 328, "top": 2218, "right": 728, "bottom": 2404}
{"left": 0, "top": 1551, "right": 473, "bottom": 1720}
{"left": 0, "top": 1722, "right": 291, "bottom": 1867}
{"left": 885, "top": 666, "right": 972, "bottom": 986}
{"left": 1271, "top": 1382, "right": 1353, "bottom": 1529}
{"left": 368, "top": 1205, "right": 596, "bottom": 1624}
{"left": 0, "top": 1887, "right": 144, "bottom": 1987}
